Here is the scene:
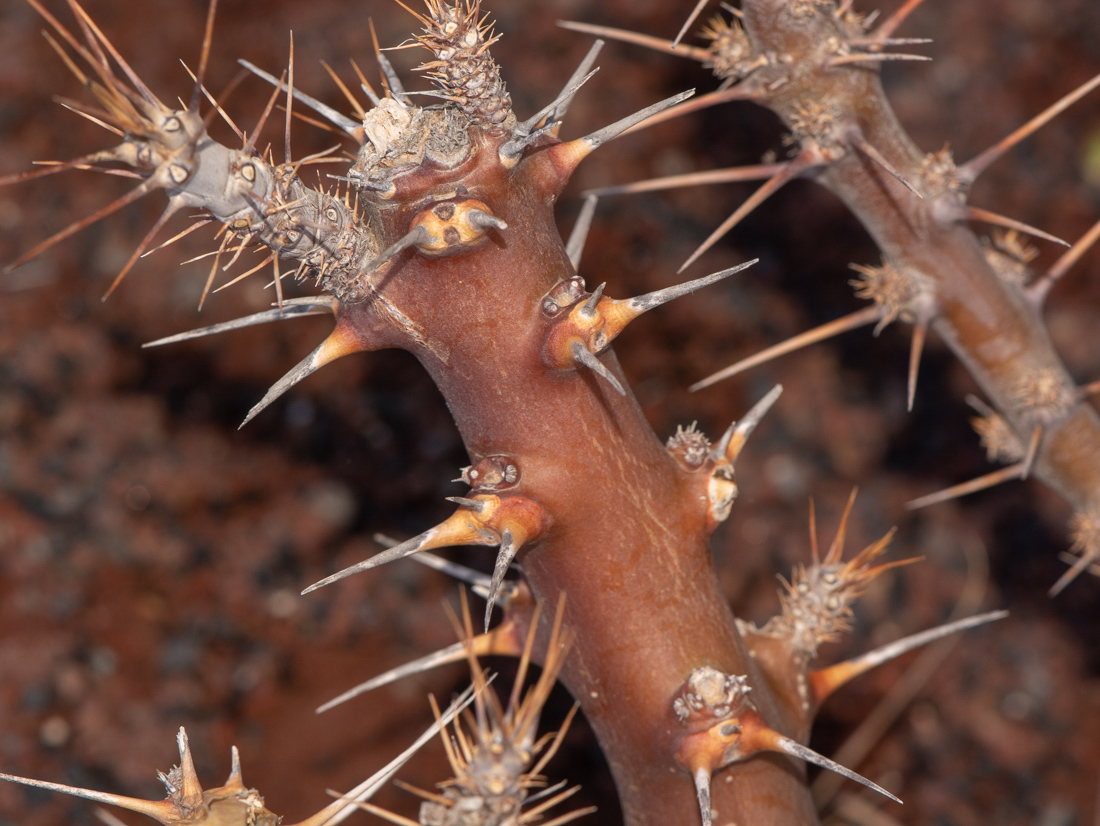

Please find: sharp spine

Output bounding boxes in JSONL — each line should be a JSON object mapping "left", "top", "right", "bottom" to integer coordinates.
{"left": 572, "top": 342, "right": 625, "bottom": 395}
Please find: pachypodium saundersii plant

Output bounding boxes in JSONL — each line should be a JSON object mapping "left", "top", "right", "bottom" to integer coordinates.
{"left": 3, "top": 0, "right": 1091, "bottom": 824}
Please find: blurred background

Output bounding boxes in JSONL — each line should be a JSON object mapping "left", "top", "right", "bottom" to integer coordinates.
{"left": 1, "top": 0, "right": 1099, "bottom": 823}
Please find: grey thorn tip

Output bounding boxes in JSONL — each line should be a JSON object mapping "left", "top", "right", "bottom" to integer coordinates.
{"left": 228, "top": 746, "right": 242, "bottom": 784}
{"left": 709, "top": 384, "right": 783, "bottom": 462}
{"left": 143, "top": 300, "right": 335, "bottom": 348}
{"left": 467, "top": 210, "right": 508, "bottom": 231}
{"left": 375, "top": 535, "right": 491, "bottom": 596}
{"left": 485, "top": 530, "right": 518, "bottom": 632}
{"left": 541, "top": 39, "right": 603, "bottom": 128}
{"left": 238, "top": 59, "right": 361, "bottom": 136}
{"left": 316, "top": 639, "right": 468, "bottom": 714}
{"left": 516, "top": 68, "right": 600, "bottom": 136}
{"left": 301, "top": 530, "right": 433, "bottom": 595}
{"left": 841, "top": 610, "right": 1009, "bottom": 673}
{"left": 239, "top": 342, "right": 328, "bottom": 429}
{"left": 572, "top": 342, "right": 625, "bottom": 395}
{"left": 694, "top": 768, "right": 713, "bottom": 826}
{"left": 374, "top": 51, "right": 410, "bottom": 104}
{"left": 627, "top": 259, "right": 757, "bottom": 313}
{"left": 366, "top": 224, "right": 435, "bottom": 273}
{"left": 447, "top": 496, "right": 488, "bottom": 513}
{"left": 566, "top": 194, "right": 599, "bottom": 270}
{"left": 776, "top": 737, "right": 902, "bottom": 805}
{"left": 581, "top": 89, "right": 695, "bottom": 151}
{"left": 581, "top": 281, "right": 606, "bottom": 317}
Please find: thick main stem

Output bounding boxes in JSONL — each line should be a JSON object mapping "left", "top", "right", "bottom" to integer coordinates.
{"left": 361, "top": 133, "right": 818, "bottom": 825}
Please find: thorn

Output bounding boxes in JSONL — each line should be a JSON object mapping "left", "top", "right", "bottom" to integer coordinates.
{"left": 1029, "top": 216, "right": 1100, "bottom": 307}
{"left": 565, "top": 194, "right": 598, "bottom": 270}
{"left": 810, "top": 611, "right": 1008, "bottom": 704}
{"left": 585, "top": 163, "right": 783, "bottom": 198}
{"left": 582, "top": 90, "right": 695, "bottom": 152}
{"left": 557, "top": 20, "right": 712, "bottom": 62}
{"left": 316, "top": 622, "right": 522, "bottom": 713}
{"left": 959, "top": 71, "right": 1100, "bottom": 183}
{"left": 174, "top": 728, "right": 204, "bottom": 807}
{"left": 0, "top": 148, "right": 127, "bottom": 188}
{"left": 143, "top": 298, "right": 337, "bottom": 348}
{"left": 373, "top": 538, "right": 491, "bottom": 594}
{"left": 1020, "top": 423, "right": 1042, "bottom": 480}
{"left": 549, "top": 39, "right": 604, "bottom": 134}
{"left": 66, "top": 0, "right": 165, "bottom": 112}
{"left": 824, "top": 487, "right": 860, "bottom": 566}
{"left": 691, "top": 305, "right": 881, "bottom": 391}
{"left": 907, "top": 316, "right": 928, "bottom": 412}
{"left": 142, "top": 217, "right": 214, "bottom": 258}
{"left": 6, "top": 177, "right": 156, "bottom": 276}
{"left": 625, "top": 259, "right": 756, "bottom": 314}
{"left": 965, "top": 207, "right": 1069, "bottom": 247}
{"left": 572, "top": 341, "right": 625, "bottom": 395}
{"left": 709, "top": 384, "right": 783, "bottom": 464}
{"left": 485, "top": 529, "right": 519, "bottom": 632}
{"left": 239, "top": 60, "right": 361, "bottom": 137}
{"left": 374, "top": 47, "right": 410, "bottom": 106}
{"left": 850, "top": 134, "right": 923, "bottom": 198}
{"left": 547, "top": 90, "right": 695, "bottom": 175}
{"left": 293, "top": 686, "right": 478, "bottom": 826}
{"left": 693, "top": 767, "right": 713, "bottom": 826}
{"left": 0, "top": 773, "right": 179, "bottom": 824}
{"left": 505, "top": 67, "right": 600, "bottom": 158}
{"left": 101, "top": 198, "right": 185, "bottom": 300}
{"left": 367, "top": 224, "right": 435, "bottom": 272}
{"left": 243, "top": 68, "right": 286, "bottom": 154}
{"left": 1050, "top": 551, "right": 1096, "bottom": 596}
{"left": 466, "top": 210, "right": 508, "bottom": 232}
{"left": 447, "top": 496, "right": 488, "bottom": 513}
{"left": 829, "top": 52, "right": 931, "bottom": 66}
{"left": 1079, "top": 378, "right": 1100, "bottom": 399}
{"left": 284, "top": 32, "right": 295, "bottom": 165}
{"left": 581, "top": 282, "right": 605, "bottom": 318}
{"left": 239, "top": 322, "right": 366, "bottom": 428}
{"left": 672, "top": 0, "right": 711, "bottom": 50}
{"left": 679, "top": 147, "right": 821, "bottom": 273}
{"left": 871, "top": 0, "right": 929, "bottom": 41}
{"left": 771, "top": 736, "right": 902, "bottom": 804}
{"left": 618, "top": 86, "right": 762, "bottom": 137}
{"left": 905, "top": 463, "right": 1026, "bottom": 510}
{"left": 320, "top": 60, "right": 367, "bottom": 121}
{"left": 301, "top": 502, "right": 501, "bottom": 594}
{"left": 189, "top": 0, "right": 219, "bottom": 114}
{"left": 224, "top": 746, "right": 244, "bottom": 791}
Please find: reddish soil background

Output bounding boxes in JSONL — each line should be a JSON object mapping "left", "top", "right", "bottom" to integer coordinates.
{"left": 1, "top": 1, "right": 1099, "bottom": 825}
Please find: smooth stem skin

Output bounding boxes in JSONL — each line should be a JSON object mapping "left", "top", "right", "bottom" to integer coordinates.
{"left": 348, "top": 130, "right": 819, "bottom": 825}
{"left": 739, "top": 0, "right": 1100, "bottom": 515}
